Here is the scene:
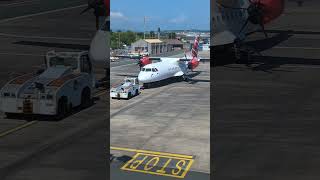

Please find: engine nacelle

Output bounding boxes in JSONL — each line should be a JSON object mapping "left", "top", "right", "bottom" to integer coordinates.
{"left": 188, "top": 58, "right": 200, "bottom": 70}
{"left": 139, "top": 56, "right": 151, "bottom": 67}
{"left": 252, "top": 0, "right": 285, "bottom": 24}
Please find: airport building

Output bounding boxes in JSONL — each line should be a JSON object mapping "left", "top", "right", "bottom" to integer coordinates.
{"left": 131, "top": 38, "right": 185, "bottom": 55}
{"left": 130, "top": 39, "right": 166, "bottom": 55}
{"left": 162, "top": 39, "right": 184, "bottom": 52}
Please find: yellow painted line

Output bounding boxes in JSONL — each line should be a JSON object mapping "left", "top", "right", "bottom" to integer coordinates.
{"left": 93, "top": 90, "right": 108, "bottom": 97}
{"left": 121, "top": 152, "right": 194, "bottom": 178}
{"left": 0, "top": 121, "right": 37, "bottom": 138}
{"left": 110, "top": 146, "right": 193, "bottom": 159}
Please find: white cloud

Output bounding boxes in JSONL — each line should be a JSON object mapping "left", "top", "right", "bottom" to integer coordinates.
{"left": 169, "top": 14, "right": 187, "bottom": 24}
{"left": 110, "top": 11, "right": 128, "bottom": 20}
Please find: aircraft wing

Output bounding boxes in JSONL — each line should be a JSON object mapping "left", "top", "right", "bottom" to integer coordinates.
{"left": 179, "top": 58, "right": 210, "bottom": 62}
{"left": 115, "top": 55, "right": 141, "bottom": 59}
{"left": 148, "top": 57, "right": 162, "bottom": 61}
{"left": 199, "top": 58, "right": 210, "bottom": 62}
{"left": 13, "top": 40, "right": 90, "bottom": 50}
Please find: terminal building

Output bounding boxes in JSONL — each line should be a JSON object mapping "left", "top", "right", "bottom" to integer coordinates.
{"left": 130, "top": 39, "right": 166, "bottom": 55}
{"left": 131, "top": 38, "right": 185, "bottom": 55}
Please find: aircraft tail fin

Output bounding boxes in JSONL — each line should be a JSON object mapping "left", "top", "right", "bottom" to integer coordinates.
{"left": 191, "top": 35, "right": 200, "bottom": 58}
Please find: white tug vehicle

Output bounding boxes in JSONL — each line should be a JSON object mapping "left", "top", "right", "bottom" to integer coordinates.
{"left": 110, "top": 77, "right": 140, "bottom": 100}
{"left": 0, "top": 51, "right": 95, "bottom": 118}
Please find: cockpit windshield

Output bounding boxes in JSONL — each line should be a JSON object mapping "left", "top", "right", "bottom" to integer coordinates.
{"left": 141, "top": 67, "right": 157, "bottom": 72}
{"left": 49, "top": 56, "right": 78, "bottom": 69}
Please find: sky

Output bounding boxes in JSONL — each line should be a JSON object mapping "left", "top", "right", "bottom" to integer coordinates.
{"left": 111, "top": 0, "right": 210, "bottom": 32}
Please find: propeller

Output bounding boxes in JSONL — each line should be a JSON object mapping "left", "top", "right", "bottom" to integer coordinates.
{"left": 80, "top": 0, "right": 106, "bottom": 30}
{"left": 184, "top": 49, "right": 193, "bottom": 71}
{"left": 220, "top": 0, "right": 268, "bottom": 38}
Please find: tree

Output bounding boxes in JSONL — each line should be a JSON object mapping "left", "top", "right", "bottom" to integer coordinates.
{"left": 150, "top": 31, "right": 155, "bottom": 38}
{"left": 111, "top": 31, "right": 144, "bottom": 49}
{"left": 168, "top": 32, "right": 176, "bottom": 39}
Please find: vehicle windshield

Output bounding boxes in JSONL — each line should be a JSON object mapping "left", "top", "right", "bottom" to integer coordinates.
{"left": 49, "top": 56, "right": 78, "bottom": 69}
{"left": 125, "top": 79, "right": 132, "bottom": 83}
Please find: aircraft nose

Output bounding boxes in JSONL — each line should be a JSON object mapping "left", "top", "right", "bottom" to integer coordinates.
{"left": 138, "top": 73, "right": 150, "bottom": 83}
{"left": 89, "top": 30, "right": 109, "bottom": 62}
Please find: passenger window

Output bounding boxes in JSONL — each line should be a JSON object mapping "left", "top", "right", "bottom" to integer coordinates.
{"left": 142, "top": 68, "right": 146, "bottom": 71}
{"left": 146, "top": 68, "right": 151, "bottom": 72}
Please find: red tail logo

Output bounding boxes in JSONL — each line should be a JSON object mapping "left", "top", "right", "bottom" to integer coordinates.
{"left": 191, "top": 36, "right": 200, "bottom": 58}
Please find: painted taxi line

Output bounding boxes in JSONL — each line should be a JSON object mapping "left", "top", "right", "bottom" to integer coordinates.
{"left": 0, "top": 120, "right": 37, "bottom": 138}
{"left": 111, "top": 146, "right": 194, "bottom": 178}
{"left": 0, "top": 90, "right": 106, "bottom": 139}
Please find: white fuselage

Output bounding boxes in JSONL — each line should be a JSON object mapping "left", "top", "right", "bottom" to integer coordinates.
{"left": 89, "top": 16, "right": 110, "bottom": 62}
{"left": 138, "top": 58, "right": 187, "bottom": 84}
{"left": 212, "top": 0, "right": 258, "bottom": 46}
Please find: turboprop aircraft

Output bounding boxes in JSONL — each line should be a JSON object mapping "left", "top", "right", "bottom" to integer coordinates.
{"left": 14, "top": 0, "right": 110, "bottom": 62}
{"left": 212, "top": 0, "right": 285, "bottom": 59}
{"left": 81, "top": 0, "right": 110, "bottom": 62}
{"left": 137, "top": 36, "right": 209, "bottom": 87}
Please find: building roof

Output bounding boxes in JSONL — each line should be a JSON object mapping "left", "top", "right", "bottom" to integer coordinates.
{"left": 144, "top": 39, "right": 163, "bottom": 43}
{"left": 162, "top": 39, "right": 183, "bottom": 45}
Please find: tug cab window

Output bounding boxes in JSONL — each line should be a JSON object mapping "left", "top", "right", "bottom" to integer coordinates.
{"left": 49, "top": 56, "right": 78, "bottom": 70}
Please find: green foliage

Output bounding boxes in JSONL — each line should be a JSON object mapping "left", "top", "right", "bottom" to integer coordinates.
{"left": 111, "top": 31, "right": 144, "bottom": 49}
{"left": 168, "top": 32, "right": 176, "bottom": 39}
{"left": 110, "top": 31, "right": 177, "bottom": 49}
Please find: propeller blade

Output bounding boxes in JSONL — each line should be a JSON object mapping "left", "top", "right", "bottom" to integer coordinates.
{"left": 239, "top": 18, "right": 250, "bottom": 35}
{"left": 218, "top": 3, "right": 247, "bottom": 10}
{"left": 95, "top": 15, "right": 99, "bottom": 30}
{"left": 80, "top": 6, "right": 91, "bottom": 14}
{"left": 259, "top": 21, "right": 268, "bottom": 38}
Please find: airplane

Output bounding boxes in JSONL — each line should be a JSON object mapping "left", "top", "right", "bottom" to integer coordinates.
{"left": 13, "top": 0, "right": 110, "bottom": 63}
{"left": 212, "top": 0, "right": 285, "bottom": 61}
{"left": 137, "top": 36, "right": 209, "bottom": 87}
{"left": 81, "top": 0, "right": 110, "bottom": 62}
{"left": 137, "top": 36, "right": 203, "bottom": 69}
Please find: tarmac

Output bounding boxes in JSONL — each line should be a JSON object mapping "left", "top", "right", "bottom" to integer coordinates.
{"left": 0, "top": 1, "right": 108, "bottom": 180}
{"left": 110, "top": 51, "right": 210, "bottom": 179}
{"left": 214, "top": 1, "right": 320, "bottom": 179}
{"left": 0, "top": 1, "right": 211, "bottom": 180}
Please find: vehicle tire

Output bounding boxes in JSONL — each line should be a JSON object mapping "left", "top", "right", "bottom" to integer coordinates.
{"left": 135, "top": 89, "right": 139, "bottom": 96}
{"left": 81, "top": 87, "right": 91, "bottom": 108}
{"left": 57, "top": 97, "right": 68, "bottom": 119}
{"left": 68, "top": 103, "right": 73, "bottom": 114}
{"left": 143, "top": 83, "right": 151, "bottom": 89}
{"left": 127, "top": 92, "right": 132, "bottom": 100}
{"left": 5, "top": 112, "right": 15, "bottom": 119}
{"left": 182, "top": 75, "right": 189, "bottom": 82}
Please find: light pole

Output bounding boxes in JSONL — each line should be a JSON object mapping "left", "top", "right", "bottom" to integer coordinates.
{"left": 143, "top": 16, "right": 149, "bottom": 39}
{"left": 118, "top": 32, "right": 120, "bottom": 48}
